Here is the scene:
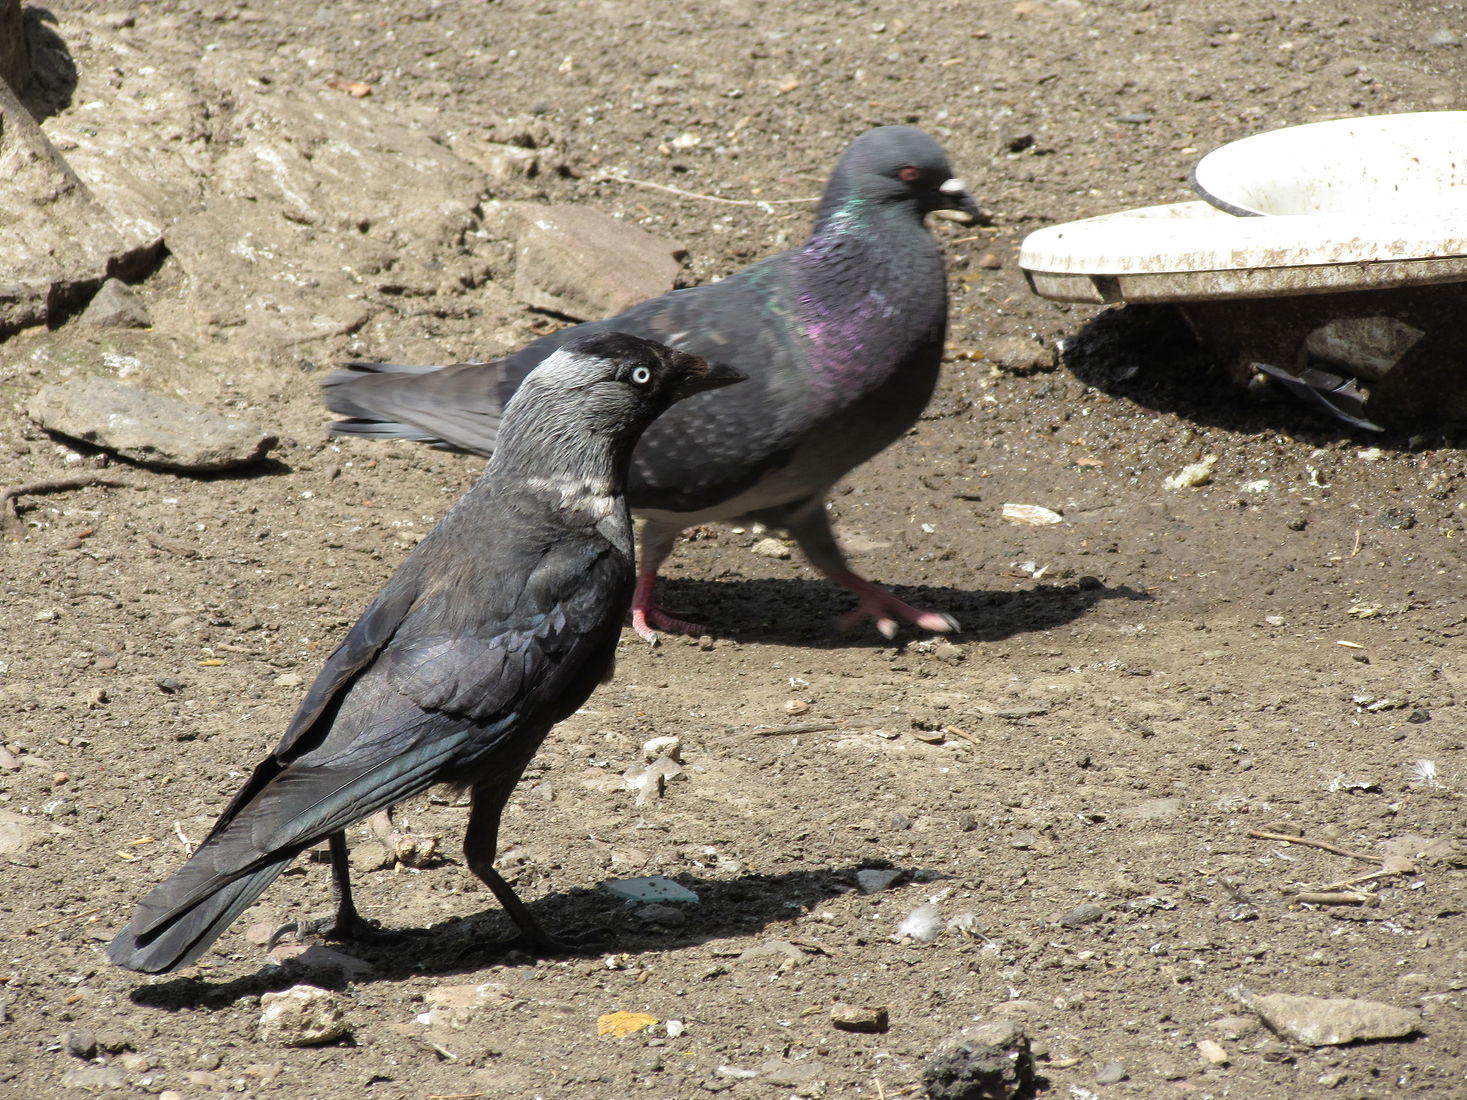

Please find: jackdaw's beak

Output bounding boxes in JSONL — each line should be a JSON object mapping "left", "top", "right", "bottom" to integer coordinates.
{"left": 934, "top": 177, "right": 987, "bottom": 226}
{"left": 671, "top": 356, "right": 746, "bottom": 402}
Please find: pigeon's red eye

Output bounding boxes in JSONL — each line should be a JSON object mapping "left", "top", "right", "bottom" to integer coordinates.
{"left": 898, "top": 166, "right": 922, "bottom": 183}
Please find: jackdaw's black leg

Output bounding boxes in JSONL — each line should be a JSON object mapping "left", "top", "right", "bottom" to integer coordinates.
{"left": 268, "top": 831, "right": 422, "bottom": 949}
{"left": 462, "top": 779, "right": 568, "bottom": 951}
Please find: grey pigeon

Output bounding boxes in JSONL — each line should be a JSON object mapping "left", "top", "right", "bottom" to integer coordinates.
{"left": 325, "top": 125, "right": 980, "bottom": 640}
{"left": 108, "top": 333, "right": 740, "bottom": 974}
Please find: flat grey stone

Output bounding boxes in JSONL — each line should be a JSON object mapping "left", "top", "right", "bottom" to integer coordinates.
{"left": 28, "top": 376, "right": 278, "bottom": 470}
{"left": 78, "top": 279, "right": 151, "bottom": 329}
{"left": 1230, "top": 987, "right": 1422, "bottom": 1046}
{"left": 513, "top": 204, "right": 685, "bottom": 319}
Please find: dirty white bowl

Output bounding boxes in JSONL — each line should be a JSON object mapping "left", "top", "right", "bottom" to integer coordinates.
{"left": 1192, "top": 111, "right": 1467, "bottom": 217}
{"left": 1019, "top": 200, "right": 1467, "bottom": 304}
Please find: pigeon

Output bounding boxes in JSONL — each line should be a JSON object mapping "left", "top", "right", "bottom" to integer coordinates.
{"left": 324, "top": 125, "right": 981, "bottom": 641}
{"left": 107, "top": 332, "right": 741, "bottom": 974}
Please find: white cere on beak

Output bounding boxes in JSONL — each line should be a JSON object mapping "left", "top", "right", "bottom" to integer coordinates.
{"left": 939, "top": 178, "right": 968, "bottom": 195}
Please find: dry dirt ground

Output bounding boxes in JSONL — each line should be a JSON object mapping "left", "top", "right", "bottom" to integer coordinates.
{"left": 2, "top": 1, "right": 1465, "bottom": 1098}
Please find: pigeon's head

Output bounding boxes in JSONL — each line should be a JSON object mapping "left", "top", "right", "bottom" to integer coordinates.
{"left": 822, "top": 125, "right": 983, "bottom": 225}
{"left": 509, "top": 331, "right": 743, "bottom": 449}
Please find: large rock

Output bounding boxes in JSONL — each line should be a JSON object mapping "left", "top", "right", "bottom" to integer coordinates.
{"left": 27, "top": 376, "right": 278, "bottom": 470}
{"left": 513, "top": 205, "right": 685, "bottom": 319}
{"left": 258, "top": 985, "right": 350, "bottom": 1047}
{"left": 924, "top": 1020, "right": 1037, "bottom": 1100}
{"left": 0, "top": 81, "right": 161, "bottom": 338}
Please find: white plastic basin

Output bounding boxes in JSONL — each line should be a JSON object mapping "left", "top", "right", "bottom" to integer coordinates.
{"left": 1192, "top": 111, "right": 1467, "bottom": 218}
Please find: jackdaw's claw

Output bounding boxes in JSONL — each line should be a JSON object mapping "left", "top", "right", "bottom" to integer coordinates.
{"left": 267, "top": 912, "right": 424, "bottom": 952}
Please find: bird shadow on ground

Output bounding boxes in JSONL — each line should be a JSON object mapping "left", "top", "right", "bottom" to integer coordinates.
{"left": 124, "top": 864, "right": 877, "bottom": 1010}
{"left": 650, "top": 575, "right": 1151, "bottom": 648}
{"left": 1062, "top": 302, "right": 1383, "bottom": 442}
{"left": 18, "top": 8, "right": 78, "bottom": 121}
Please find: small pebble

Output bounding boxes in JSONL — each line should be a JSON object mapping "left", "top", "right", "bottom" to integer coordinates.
{"left": 1095, "top": 1060, "right": 1127, "bottom": 1085}
{"left": 831, "top": 1002, "right": 889, "bottom": 1033}
{"left": 750, "top": 536, "right": 791, "bottom": 559}
{"left": 855, "top": 868, "right": 903, "bottom": 894}
{"left": 642, "top": 735, "right": 682, "bottom": 761}
{"left": 258, "top": 984, "right": 350, "bottom": 1047}
{"left": 63, "top": 1029, "right": 97, "bottom": 1059}
{"left": 1196, "top": 1039, "right": 1229, "bottom": 1065}
{"left": 1058, "top": 902, "right": 1105, "bottom": 928}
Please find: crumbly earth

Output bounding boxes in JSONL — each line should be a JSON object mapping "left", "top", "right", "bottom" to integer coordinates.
{"left": 1, "top": 2, "right": 1464, "bottom": 1098}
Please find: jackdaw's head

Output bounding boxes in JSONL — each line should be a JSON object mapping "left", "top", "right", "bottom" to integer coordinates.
{"left": 821, "top": 125, "right": 983, "bottom": 225}
{"left": 508, "top": 331, "right": 743, "bottom": 449}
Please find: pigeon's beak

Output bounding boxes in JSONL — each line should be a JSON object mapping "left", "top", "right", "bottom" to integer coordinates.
{"left": 672, "top": 358, "right": 745, "bottom": 402}
{"left": 933, "top": 177, "right": 987, "bottom": 226}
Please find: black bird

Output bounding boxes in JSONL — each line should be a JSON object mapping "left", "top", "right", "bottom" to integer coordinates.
{"left": 108, "top": 332, "right": 740, "bottom": 974}
{"left": 324, "top": 125, "right": 980, "bottom": 641}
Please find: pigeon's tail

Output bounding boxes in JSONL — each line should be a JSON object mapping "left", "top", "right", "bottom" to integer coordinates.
{"left": 106, "top": 827, "right": 299, "bottom": 974}
{"left": 322, "top": 360, "right": 514, "bottom": 457}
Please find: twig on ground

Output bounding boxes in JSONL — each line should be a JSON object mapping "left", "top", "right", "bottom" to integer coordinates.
{"left": 944, "top": 725, "right": 982, "bottom": 745}
{"left": 1247, "top": 830, "right": 1379, "bottom": 863}
{"left": 1318, "top": 868, "right": 1405, "bottom": 892}
{"left": 1, "top": 475, "right": 138, "bottom": 537}
{"left": 26, "top": 907, "right": 102, "bottom": 933}
{"left": 1294, "top": 890, "right": 1380, "bottom": 907}
{"left": 595, "top": 172, "right": 818, "bottom": 207}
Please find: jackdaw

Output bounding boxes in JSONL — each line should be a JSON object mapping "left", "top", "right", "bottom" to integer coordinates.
{"left": 107, "top": 332, "right": 740, "bottom": 974}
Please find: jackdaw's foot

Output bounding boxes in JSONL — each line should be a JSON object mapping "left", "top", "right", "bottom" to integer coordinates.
{"left": 827, "top": 571, "right": 959, "bottom": 640}
{"left": 266, "top": 911, "right": 426, "bottom": 952}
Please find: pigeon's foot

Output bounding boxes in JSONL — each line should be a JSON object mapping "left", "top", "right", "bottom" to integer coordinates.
{"left": 631, "top": 572, "right": 706, "bottom": 642}
{"left": 631, "top": 604, "right": 707, "bottom": 643}
{"left": 828, "top": 570, "right": 959, "bottom": 639}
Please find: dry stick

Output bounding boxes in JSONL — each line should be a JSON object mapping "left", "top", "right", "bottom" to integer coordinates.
{"left": 595, "top": 172, "right": 818, "bottom": 207}
{"left": 1318, "top": 868, "right": 1403, "bottom": 892}
{"left": 1, "top": 474, "right": 137, "bottom": 537}
{"left": 1246, "top": 830, "right": 1379, "bottom": 864}
{"left": 1294, "top": 891, "right": 1379, "bottom": 906}
{"left": 26, "top": 907, "right": 102, "bottom": 933}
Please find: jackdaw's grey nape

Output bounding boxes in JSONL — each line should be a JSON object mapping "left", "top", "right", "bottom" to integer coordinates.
{"left": 323, "top": 125, "right": 981, "bottom": 641}
{"left": 107, "top": 332, "right": 741, "bottom": 974}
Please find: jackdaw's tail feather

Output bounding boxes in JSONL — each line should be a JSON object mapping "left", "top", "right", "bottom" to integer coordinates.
{"left": 106, "top": 834, "right": 297, "bottom": 974}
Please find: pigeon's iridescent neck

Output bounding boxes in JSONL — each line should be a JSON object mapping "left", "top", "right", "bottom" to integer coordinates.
{"left": 791, "top": 202, "right": 946, "bottom": 395}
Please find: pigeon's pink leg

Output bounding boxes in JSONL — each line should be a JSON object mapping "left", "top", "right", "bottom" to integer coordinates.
{"left": 631, "top": 522, "right": 706, "bottom": 642}
{"left": 822, "top": 570, "right": 959, "bottom": 639}
{"left": 782, "top": 497, "right": 959, "bottom": 639}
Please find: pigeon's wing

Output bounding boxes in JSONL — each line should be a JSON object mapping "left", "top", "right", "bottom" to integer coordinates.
{"left": 324, "top": 360, "right": 520, "bottom": 457}
{"left": 326, "top": 260, "right": 816, "bottom": 512}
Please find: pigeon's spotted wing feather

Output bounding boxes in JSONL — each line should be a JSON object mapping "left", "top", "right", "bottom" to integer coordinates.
{"left": 325, "top": 257, "right": 813, "bottom": 510}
